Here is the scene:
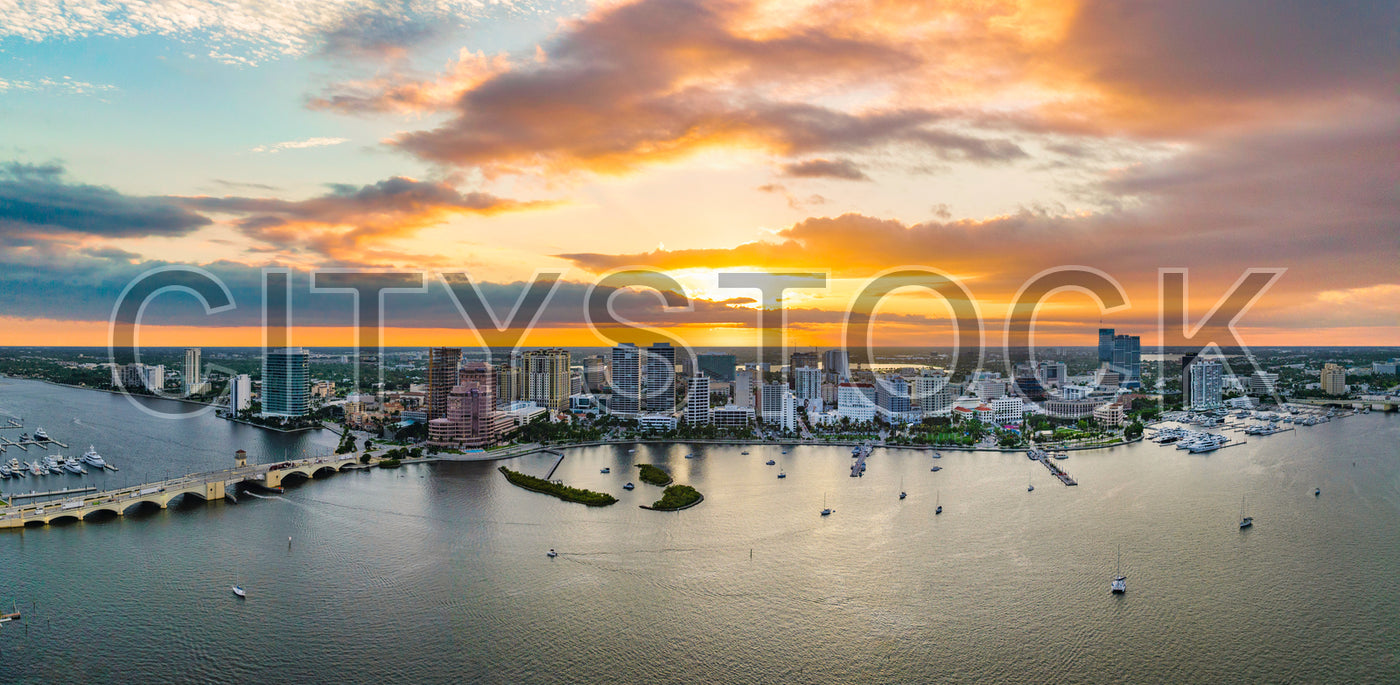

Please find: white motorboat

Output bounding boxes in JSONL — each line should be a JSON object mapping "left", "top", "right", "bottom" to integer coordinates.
{"left": 81, "top": 446, "right": 107, "bottom": 469}
{"left": 546, "top": 549, "right": 558, "bottom": 558}
{"left": 62, "top": 458, "right": 87, "bottom": 474}
{"left": 34, "top": 428, "right": 49, "bottom": 441}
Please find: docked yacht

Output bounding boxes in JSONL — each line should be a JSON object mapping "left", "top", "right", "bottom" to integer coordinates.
{"left": 82, "top": 446, "right": 107, "bottom": 469}
{"left": 62, "top": 457, "right": 87, "bottom": 474}
{"left": 34, "top": 428, "right": 49, "bottom": 441}
{"left": 29, "top": 461, "right": 45, "bottom": 476}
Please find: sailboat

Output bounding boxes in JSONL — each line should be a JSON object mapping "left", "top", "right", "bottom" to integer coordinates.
{"left": 1027, "top": 471, "right": 1034, "bottom": 492}
{"left": 935, "top": 491, "right": 942, "bottom": 515}
{"left": 820, "top": 493, "right": 832, "bottom": 516}
{"left": 1111, "top": 545, "right": 1126, "bottom": 594}
{"left": 232, "top": 585, "right": 247, "bottom": 598}
{"left": 899, "top": 478, "right": 906, "bottom": 500}
{"left": 1239, "top": 495, "right": 1253, "bottom": 529}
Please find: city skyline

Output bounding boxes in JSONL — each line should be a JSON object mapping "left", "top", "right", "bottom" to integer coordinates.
{"left": 0, "top": 1, "right": 1396, "bottom": 348}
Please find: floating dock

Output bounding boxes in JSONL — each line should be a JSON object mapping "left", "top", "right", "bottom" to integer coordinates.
{"left": 6, "top": 486, "right": 97, "bottom": 500}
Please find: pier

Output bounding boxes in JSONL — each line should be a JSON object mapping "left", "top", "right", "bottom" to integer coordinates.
{"left": 1027, "top": 446, "right": 1077, "bottom": 486}
{"left": 8, "top": 486, "right": 97, "bottom": 500}
{"left": 850, "top": 445, "right": 871, "bottom": 477}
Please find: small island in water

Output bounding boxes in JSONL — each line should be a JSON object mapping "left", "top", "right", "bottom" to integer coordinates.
{"left": 643, "top": 484, "right": 704, "bottom": 511}
{"left": 635, "top": 463, "right": 674, "bottom": 486}
{"left": 498, "top": 466, "right": 618, "bottom": 506}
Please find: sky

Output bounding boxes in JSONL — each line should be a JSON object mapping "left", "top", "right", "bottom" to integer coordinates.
{"left": 0, "top": 0, "right": 1396, "bottom": 350}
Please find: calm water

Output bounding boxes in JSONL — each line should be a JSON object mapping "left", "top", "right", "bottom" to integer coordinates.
{"left": 1, "top": 377, "right": 1397, "bottom": 683}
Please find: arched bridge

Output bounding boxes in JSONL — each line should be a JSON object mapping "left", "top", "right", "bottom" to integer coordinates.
{"left": 0, "top": 454, "right": 367, "bottom": 528}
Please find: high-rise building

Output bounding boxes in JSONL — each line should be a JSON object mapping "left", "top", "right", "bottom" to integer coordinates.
{"left": 610, "top": 343, "right": 642, "bottom": 414}
{"left": 458, "top": 361, "right": 496, "bottom": 395}
{"left": 262, "top": 347, "right": 310, "bottom": 416}
{"left": 823, "top": 349, "right": 849, "bottom": 381}
{"left": 1037, "top": 360, "right": 1067, "bottom": 387}
{"left": 426, "top": 347, "right": 462, "bottom": 420}
{"left": 1180, "top": 352, "right": 1199, "bottom": 407}
{"left": 1098, "top": 329, "right": 1141, "bottom": 385}
{"left": 183, "top": 347, "right": 202, "bottom": 395}
{"left": 643, "top": 343, "right": 676, "bottom": 413}
{"left": 113, "top": 362, "right": 164, "bottom": 393}
{"left": 911, "top": 371, "right": 953, "bottom": 416}
{"left": 522, "top": 349, "right": 571, "bottom": 412}
{"left": 229, "top": 373, "right": 252, "bottom": 412}
{"left": 793, "top": 366, "right": 821, "bottom": 400}
{"left": 1321, "top": 363, "right": 1347, "bottom": 396}
{"left": 789, "top": 351, "right": 819, "bottom": 388}
{"left": 734, "top": 368, "right": 755, "bottom": 409}
{"left": 583, "top": 355, "right": 608, "bottom": 392}
{"left": 758, "top": 381, "right": 786, "bottom": 423}
{"left": 836, "top": 382, "right": 877, "bottom": 423}
{"left": 1186, "top": 359, "right": 1223, "bottom": 410}
{"left": 684, "top": 375, "right": 711, "bottom": 425}
{"left": 428, "top": 381, "right": 512, "bottom": 448}
{"left": 608, "top": 343, "right": 677, "bottom": 414}
{"left": 1112, "top": 334, "right": 1142, "bottom": 386}
{"left": 1098, "top": 328, "right": 1115, "bottom": 367}
{"left": 697, "top": 352, "right": 737, "bottom": 382}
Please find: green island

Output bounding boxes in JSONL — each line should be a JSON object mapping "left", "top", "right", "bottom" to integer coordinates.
{"left": 643, "top": 484, "right": 704, "bottom": 511}
{"left": 635, "top": 463, "right": 674, "bottom": 486}
{"left": 498, "top": 466, "right": 619, "bottom": 506}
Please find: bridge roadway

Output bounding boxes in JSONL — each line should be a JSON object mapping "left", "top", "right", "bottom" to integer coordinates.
{"left": 0, "top": 453, "right": 368, "bottom": 528}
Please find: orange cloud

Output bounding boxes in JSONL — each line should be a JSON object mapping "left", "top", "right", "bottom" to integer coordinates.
{"left": 177, "top": 176, "right": 555, "bottom": 264}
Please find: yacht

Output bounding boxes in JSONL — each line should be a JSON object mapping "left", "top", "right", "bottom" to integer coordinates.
{"left": 62, "top": 457, "right": 87, "bottom": 474}
{"left": 1239, "top": 496, "right": 1253, "bottom": 529}
{"left": 600, "top": 467, "right": 610, "bottom": 474}
{"left": 33, "top": 428, "right": 49, "bottom": 441}
{"left": 777, "top": 470, "right": 786, "bottom": 479}
{"left": 29, "top": 461, "right": 45, "bottom": 476}
{"left": 546, "top": 549, "right": 558, "bottom": 558}
{"left": 623, "top": 482, "right": 635, "bottom": 490}
{"left": 0, "top": 466, "right": 11, "bottom": 479}
{"left": 935, "top": 491, "right": 942, "bottom": 515}
{"left": 6, "top": 457, "right": 21, "bottom": 472}
{"left": 43, "top": 455, "right": 61, "bottom": 472}
{"left": 1111, "top": 546, "right": 1127, "bottom": 594}
{"left": 81, "top": 446, "right": 107, "bottom": 469}
{"left": 765, "top": 459, "right": 775, "bottom": 466}
{"left": 1054, "top": 452, "right": 1068, "bottom": 460}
